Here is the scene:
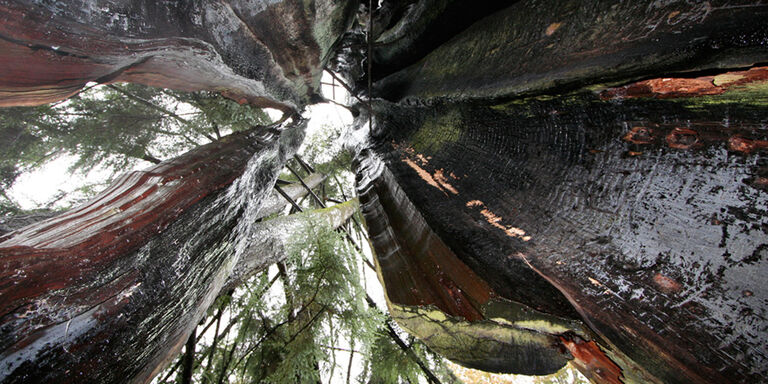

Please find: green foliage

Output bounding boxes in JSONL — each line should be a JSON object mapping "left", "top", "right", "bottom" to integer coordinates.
{"left": 278, "top": 122, "right": 355, "bottom": 207}
{"left": 365, "top": 333, "right": 422, "bottom": 384}
{"left": 0, "top": 105, "right": 64, "bottom": 189}
{"left": 0, "top": 83, "right": 271, "bottom": 207}
{"left": 257, "top": 220, "right": 382, "bottom": 384}
{"left": 165, "top": 212, "right": 466, "bottom": 384}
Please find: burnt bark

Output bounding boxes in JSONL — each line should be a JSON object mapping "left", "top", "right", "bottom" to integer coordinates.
{"left": 374, "top": 0, "right": 768, "bottom": 103}
{"left": 351, "top": 2, "right": 768, "bottom": 383}
{"left": 2, "top": 1, "right": 767, "bottom": 383}
{"left": 370, "top": 0, "right": 512, "bottom": 80}
{"left": 355, "top": 90, "right": 768, "bottom": 383}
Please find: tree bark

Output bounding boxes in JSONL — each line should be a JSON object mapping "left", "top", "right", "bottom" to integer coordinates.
{"left": 356, "top": 89, "right": 768, "bottom": 383}
{"left": 0, "top": 120, "right": 306, "bottom": 384}
{"left": 355, "top": 2, "right": 768, "bottom": 383}
{"left": 374, "top": 0, "right": 768, "bottom": 103}
{"left": 0, "top": 0, "right": 358, "bottom": 110}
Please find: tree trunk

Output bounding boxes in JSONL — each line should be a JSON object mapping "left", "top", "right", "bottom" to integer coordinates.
{"left": 3, "top": 1, "right": 768, "bottom": 384}
{"left": 0, "top": 0, "right": 358, "bottom": 110}
{"left": 0, "top": 121, "right": 306, "bottom": 384}
{"left": 356, "top": 87, "right": 768, "bottom": 383}
{"left": 181, "top": 330, "right": 196, "bottom": 384}
{"left": 356, "top": 2, "right": 768, "bottom": 383}
{"left": 0, "top": 1, "right": 357, "bottom": 379}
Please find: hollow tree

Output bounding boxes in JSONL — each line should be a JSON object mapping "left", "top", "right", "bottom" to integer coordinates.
{"left": 2, "top": 1, "right": 768, "bottom": 384}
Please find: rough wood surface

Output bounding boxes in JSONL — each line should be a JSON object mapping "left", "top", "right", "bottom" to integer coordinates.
{"left": 354, "top": 79, "right": 768, "bottom": 382}
{"left": 375, "top": 0, "right": 768, "bottom": 103}
{"left": 0, "top": 0, "right": 358, "bottom": 109}
{"left": 0, "top": 122, "right": 306, "bottom": 383}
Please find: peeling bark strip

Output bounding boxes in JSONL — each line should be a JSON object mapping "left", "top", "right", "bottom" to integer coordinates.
{"left": 0, "top": 121, "right": 306, "bottom": 384}
{"left": 0, "top": 0, "right": 358, "bottom": 109}
{"left": 560, "top": 336, "right": 622, "bottom": 384}
{"left": 600, "top": 66, "right": 768, "bottom": 100}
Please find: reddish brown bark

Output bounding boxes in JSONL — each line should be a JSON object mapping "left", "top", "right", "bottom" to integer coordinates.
{"left": 1, "top": 131, "right": 263, "bottom": 312}
{"left": 561, "top": 337, "right": 623, "bottom": 384}
{"left": 0, "top": 123, "right": 306, "bottom": 383}
{"left": 600, "top": 66, "right": 768, "bottom": 100}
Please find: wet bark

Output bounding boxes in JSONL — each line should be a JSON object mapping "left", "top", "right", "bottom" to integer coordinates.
{"left": 0, "top": 0, "right": 358, "bottom": 110}
{"left": 0, "top": 210, "right": 59, "bottom": 236}
{"left": 355, "top": 88, "right": 768, "bottom": 383}
{"left": 1, "top": 1, "right": 767, "bottom": 383}
{"left": 370, "top": 0, "right": 512, "bottom": 80}
{"left": 0, "top": 2, "right": 357, "bottom": 379}
{"left": 353, "top": 2, "right": 768, "bottom": 383}
{"left": 0, "top": 121, "right": 306, "bottom": 383}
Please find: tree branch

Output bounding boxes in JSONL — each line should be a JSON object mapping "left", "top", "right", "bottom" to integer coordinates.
{"left": 181, "top": 329, "right": 196, "bottom": 384}
{"left": 211, "top": 123, "right": 222, "bottom": 140}
{"left": 365, "top": 295, "right": 444, "bottom": 384}
{"left": 105, "top": 84, "right": 193, "bottom": 127}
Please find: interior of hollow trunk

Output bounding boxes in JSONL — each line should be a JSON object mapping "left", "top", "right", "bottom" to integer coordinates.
{"left": 0, "top": 1, "right": 766, "bottom": 384}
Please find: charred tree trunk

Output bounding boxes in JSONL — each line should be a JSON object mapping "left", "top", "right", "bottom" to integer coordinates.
{"left": 357, "top": 74, "right": 768, "bottom": 384}
{"left": 355, "top": 1, "right": 768, "bottom": 383}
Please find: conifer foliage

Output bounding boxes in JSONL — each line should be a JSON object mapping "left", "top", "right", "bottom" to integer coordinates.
{"left": 0, "top": 83, "right": 270, "bottom": 212}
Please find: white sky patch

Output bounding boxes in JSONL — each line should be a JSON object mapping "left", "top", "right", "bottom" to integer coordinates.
{"left": 264, "top": 108, "right": 284, "bottom": 122}
{"left": 8, "top": 155, "right": 129, "bottom": 210}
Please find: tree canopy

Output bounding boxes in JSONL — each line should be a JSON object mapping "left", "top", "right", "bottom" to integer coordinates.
{"left": 0, "top": 83, "right": 270, "bottom": 213}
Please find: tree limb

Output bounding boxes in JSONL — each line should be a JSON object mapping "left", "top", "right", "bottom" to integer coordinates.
{"left": 181, "top": 329, "right": 196, "bottom": 384}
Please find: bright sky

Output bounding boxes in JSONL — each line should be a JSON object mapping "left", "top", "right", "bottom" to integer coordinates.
{"left": 9, "top": 155, "right": 115, "bottom": 209}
